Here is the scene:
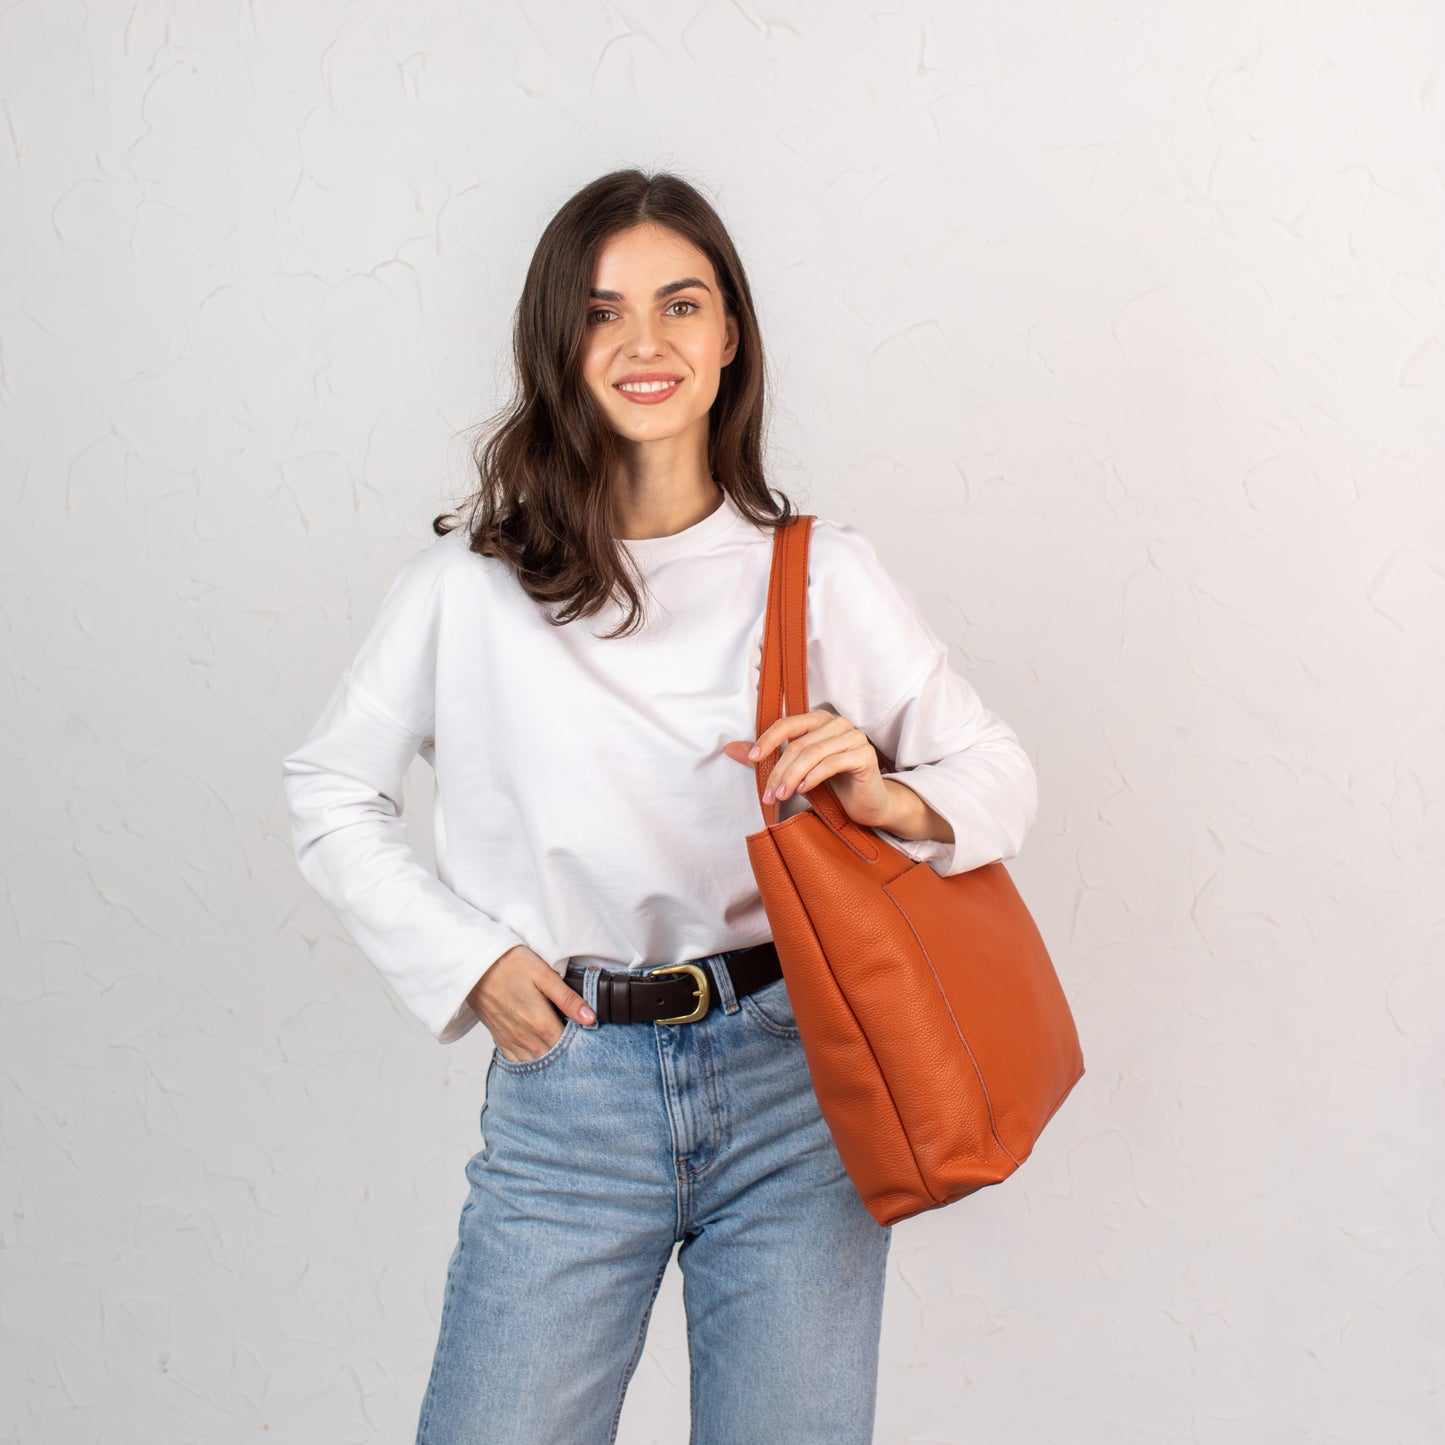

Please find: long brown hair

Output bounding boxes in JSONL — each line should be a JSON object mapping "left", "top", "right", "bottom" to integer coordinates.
{"left": 433, "top": 167, "right": 795, "bottom": 639}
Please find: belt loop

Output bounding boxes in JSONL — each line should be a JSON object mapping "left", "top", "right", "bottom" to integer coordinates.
{"left": 709, "top": 953, "right": 742, "bottom": 1016}
{"left": 580, "top": 965, "right": 601, "bottom": 1028}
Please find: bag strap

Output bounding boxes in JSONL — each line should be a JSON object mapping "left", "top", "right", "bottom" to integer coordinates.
{"left": 753, "top": 516, "right": 883, "bottom": 861}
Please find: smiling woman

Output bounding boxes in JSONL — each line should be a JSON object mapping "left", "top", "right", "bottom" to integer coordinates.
{"left": 430, "top": 170, "right": 781, "bottom": 640}
{"left": 587, "top": 276, "right": 722, "bottom": 409}
{"left": 282, "top": 166, "right": 1040, "bottom": 1445}
{"left": 578, "top": 223, "right": 741, "bottom": 541}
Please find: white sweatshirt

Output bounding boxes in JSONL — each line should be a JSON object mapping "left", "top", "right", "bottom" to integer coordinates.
{"left": 281, "top": 489, "right": 1038, "bottom": 1045}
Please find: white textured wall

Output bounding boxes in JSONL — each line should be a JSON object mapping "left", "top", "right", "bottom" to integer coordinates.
{"left": 4, "top": 2, "right": 1442, "bottom": 1441}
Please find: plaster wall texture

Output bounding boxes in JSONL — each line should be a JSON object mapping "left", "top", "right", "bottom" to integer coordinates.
{"left": 3, "top": 2, "right": 1441, "bottom": 1442}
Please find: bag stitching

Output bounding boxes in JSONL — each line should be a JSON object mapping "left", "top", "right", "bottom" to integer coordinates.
{"left": 771, "top": 840, "right": 933, "bottom": 1207}
{"left": 881, "top": 864, "right": 1021, "bottom": 1170}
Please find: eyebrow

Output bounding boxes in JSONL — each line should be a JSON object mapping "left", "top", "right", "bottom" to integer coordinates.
{"left": 587, "top": 277, "right": 713, "bottom": 302}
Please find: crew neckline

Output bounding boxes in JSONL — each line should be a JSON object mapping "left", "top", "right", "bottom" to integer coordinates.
{"left": 616, "top": 488, "right": 748, "bottom": 568}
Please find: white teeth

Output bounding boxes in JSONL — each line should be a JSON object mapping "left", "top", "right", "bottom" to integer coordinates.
{"left": 617, "top": 379, "right": 680, "bottom": 393}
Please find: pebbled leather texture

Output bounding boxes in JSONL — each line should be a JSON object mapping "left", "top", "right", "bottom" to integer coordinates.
{"left": 744, "top": 514, "right": 1085, "bottom": 1227}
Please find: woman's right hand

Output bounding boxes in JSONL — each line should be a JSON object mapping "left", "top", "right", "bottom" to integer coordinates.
{"left": 467, "top": 945, "right": 595, "bottom": 1063}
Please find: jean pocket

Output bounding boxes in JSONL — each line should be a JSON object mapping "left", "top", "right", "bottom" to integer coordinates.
{"left": 491, "top": 1016, "right": 580, "bottom": 1073}
{"left": 739, "top": 974, "right": 802, "bottom": 1038}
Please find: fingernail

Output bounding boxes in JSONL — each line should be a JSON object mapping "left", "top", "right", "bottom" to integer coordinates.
{"left": 581, "top": 1006, "right": 595, "bottom": 1023}
{"left": 748, "top": 744, "right": 760, "bottom": 759}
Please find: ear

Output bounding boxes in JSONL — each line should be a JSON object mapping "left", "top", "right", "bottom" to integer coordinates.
{"left": 721, "top": 311, "right": 740, "bottom": 367}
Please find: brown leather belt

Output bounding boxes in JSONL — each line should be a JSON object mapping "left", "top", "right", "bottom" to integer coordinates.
{"left": 563, "top": 942, "right": 781, "bottom": 1025}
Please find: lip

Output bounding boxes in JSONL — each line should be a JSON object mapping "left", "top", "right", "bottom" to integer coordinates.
{"left": 614, "top": 373, "right": 684, "bottom": 405}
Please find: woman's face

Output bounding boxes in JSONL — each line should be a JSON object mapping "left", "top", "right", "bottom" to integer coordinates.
{"left": 579, "top": 222, "right": 739, "bottom": 451}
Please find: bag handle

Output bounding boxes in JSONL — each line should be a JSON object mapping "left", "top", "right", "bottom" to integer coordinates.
{"left": 753, "top": 516, "right": 884, "bottom": 861}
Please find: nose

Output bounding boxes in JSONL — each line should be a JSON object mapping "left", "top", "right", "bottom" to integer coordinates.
{"left": 625, "top": 312, "right": 664, "bottom": 358}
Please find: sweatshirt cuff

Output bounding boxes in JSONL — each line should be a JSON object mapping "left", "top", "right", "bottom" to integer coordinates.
{"left": 423, "top": 926, "right": 527, "bottom": 1045}
{"left": 877, "top": 762, "right": 1031, "bottom": 878}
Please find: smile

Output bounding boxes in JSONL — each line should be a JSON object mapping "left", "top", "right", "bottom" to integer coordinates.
{"left": 615, "top": 378, "right": 683, "bottom": 404}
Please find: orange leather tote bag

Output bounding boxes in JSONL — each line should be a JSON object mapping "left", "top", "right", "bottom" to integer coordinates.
{"left": 745, "top": 514, "right": 1085, "bottom": 1227}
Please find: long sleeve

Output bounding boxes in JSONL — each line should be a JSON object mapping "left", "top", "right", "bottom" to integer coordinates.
{"left": 868, "top": 645, "right": 1039, "bottom": 876}
{"left": 281, "top": 546, "right": 525, "bottom": 1044}
{"left": 807, "top": 519, "right": 1039, "bottom": 878}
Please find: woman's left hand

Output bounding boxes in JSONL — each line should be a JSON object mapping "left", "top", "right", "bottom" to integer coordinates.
{"left": 723, "top": 710, "right": 895, "bottom": 829}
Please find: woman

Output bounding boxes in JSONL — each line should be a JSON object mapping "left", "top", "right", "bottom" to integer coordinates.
{"left": 281, "top": 168, "right": 1038, "bottom": 1445}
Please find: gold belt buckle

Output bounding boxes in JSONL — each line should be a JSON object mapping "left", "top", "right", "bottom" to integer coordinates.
{"left": 647, "top": 962, "right": 711, "bottom": 1023}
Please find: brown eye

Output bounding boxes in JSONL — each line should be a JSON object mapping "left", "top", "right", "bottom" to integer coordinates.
{"left": 667, "top": 300, "right": 699, "bottom": 317}
{"left": 588, "top": 308, "right": 615, "bottom": 325}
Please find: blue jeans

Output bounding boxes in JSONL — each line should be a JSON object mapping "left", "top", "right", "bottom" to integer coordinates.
{"left": 415, "top": 951, "right": 894, "bottom": 1444}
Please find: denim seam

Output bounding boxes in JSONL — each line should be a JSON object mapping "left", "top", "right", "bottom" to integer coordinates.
{"left": 414, "top": 1194, "right": 477, "bottom": 1442}
{"left": 606, "top": 1249, "right": 673, "bottom": 1444}
{"left": 655, "top": 1027, "right": 693, "bottom": 1240}
{"left": 684, "top": 1020, "right": 726, "bottom": 1181}
{"left": 738, "top": 981, "right": 802, "bottom": 1039}
{"left": 491, "top": 1015, "right": 580, "bottom": 1073}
